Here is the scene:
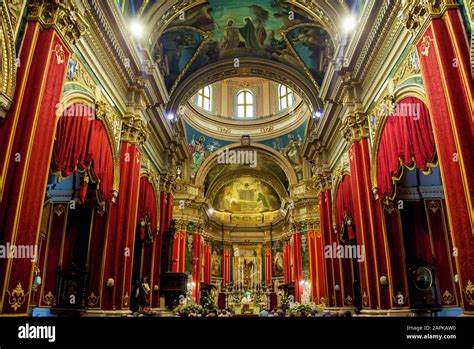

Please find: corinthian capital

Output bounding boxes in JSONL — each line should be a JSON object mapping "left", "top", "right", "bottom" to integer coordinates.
{"left": 399, "top": 0, "right": 459, "bottom": 30}
{"left": 121, "top": 114, "right": 149, "bottom": 146}
{"left": 28, "top": 0, "right": 88, "bottom": 46}
{"left": 312, "top": 170, "right": 332, "bottom": 193}
{"left": 340, "top": 112, "right": 369, "bottom": 143}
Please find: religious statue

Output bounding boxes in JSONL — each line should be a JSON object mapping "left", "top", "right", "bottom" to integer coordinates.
{"left": 211, "top": 250, "right": 222, "bottom": 276}
{"left": 273, "top": 251, "right": 284, "bottom": 276}
{"left": 243, "top": 259, "right": 254, "bottom": 289}
{"left": 136, "top": 275, "right": 151, "bottom": 311}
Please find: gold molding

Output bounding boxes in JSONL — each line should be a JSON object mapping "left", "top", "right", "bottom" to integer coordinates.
{"left": 465, "top": 280, "right": 474, "bottom": 306}
{"left": 442, "top": 289, "right": 454, "bottom": 305}
{"left": 42, "top": 291, "right": 56, "bottom": 306}
{"left": 0, "top": 1, "right": 16, "bottom": 118}
{"left": 95, "top": 100, "right": 121, "bottom": 195}
{"left": 27, "top": 0, "right": 88, "bottom": 48}
{"left": 86, "top": 292, "right": 99, "bottom": 308}
{"left": 7, "top": 283, "right": 28, "bottom": 311}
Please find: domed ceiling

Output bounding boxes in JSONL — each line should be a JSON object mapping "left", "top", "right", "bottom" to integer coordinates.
{"left": 153, "top": 0, "right": 335, "bottom": 94}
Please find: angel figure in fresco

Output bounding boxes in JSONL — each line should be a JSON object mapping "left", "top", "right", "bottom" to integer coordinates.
{"left": 189, "top": 135, "right": 206, "bottom": 175}
{"left": 220, "top": 20, "right": 241, "bottom": 52}
{"left": 284, "top": 134, "right": 303, "bottom": 167}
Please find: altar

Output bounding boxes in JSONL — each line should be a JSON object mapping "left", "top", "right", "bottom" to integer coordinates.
{"left": 233, "top": 302, "right": 261, "bottom": 316}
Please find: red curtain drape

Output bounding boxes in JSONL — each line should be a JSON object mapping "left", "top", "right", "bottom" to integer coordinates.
{"left": 335, "top": 175, "right": 353, "bottom": 230}
{"left": 51, "top": 104, "right": 114, "bottom": 203}
{"left": 137, "top": 177, "right": 158, "bottom": 234}
{"left": 377, "top": 97, "right": 436, "bottom": 200}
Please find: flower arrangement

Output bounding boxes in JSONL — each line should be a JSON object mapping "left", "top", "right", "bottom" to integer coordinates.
{"left": 174, "top": 302, "right": 203, "bottom": 316}
{"left": 202, "top": 293, "right": 217, "bottom": 310}
{"left": 289, "top": 302, "right": 324, "bottom": 315}
{"left": 252, "top": 292, "right": 265, "bottom": 305}
{"left": 230, "top": 292, "right": 241, "bottom": 304}
{"left": 281, "top": 293, "right": 291, "bottom": 311}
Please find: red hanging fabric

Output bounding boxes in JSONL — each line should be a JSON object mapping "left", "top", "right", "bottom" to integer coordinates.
{"left": 335, "top": 175, "right": 353, "bottom": 230}
{"left": 137, "top": 177, "right": 158, "bottom": 233}
{"left": 51, "top": 104, "right": 114, "bottom": 203}
{"left": 377, "top": 97, "right": 436, "bottom": 200}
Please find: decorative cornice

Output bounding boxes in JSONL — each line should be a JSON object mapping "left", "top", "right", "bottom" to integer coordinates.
{"left": 340, "top": 112, "right": 369, "bottom": 143}
{"left": 121, "top": 114, "right": 149, "bottom": 146}
{"left": 28, "top": 0, "right": 88, "bottom": 47}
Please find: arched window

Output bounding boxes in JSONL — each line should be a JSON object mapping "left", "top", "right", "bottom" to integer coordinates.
{"left": 196, "top": 86, "right": 212, "bottom": 111}
{"left": 237, "top": 90, "right": 255, "bottom": 118}
{"left": 279, "top": 84, "right": 294, "bottom": 111}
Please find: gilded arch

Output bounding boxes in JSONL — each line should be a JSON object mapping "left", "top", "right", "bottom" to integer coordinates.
{"left": 140, "top": 164, "right": 161, "bottom": 232}
{"left": 58, "top": 88, "right": 121, "bottom": 196}
{"left": 331, "top": 168, "right": 351, "bottom": 226}
{"left": 370, "top": 85, "right": 432, "bottom": 200}
{"left": 194, "top": 142, "right": 299, "bottom": 190}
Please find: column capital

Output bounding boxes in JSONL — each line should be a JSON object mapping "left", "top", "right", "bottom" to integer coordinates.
{"left": 121, "top": 114, "right": 149, "bottom": 146}
{"left": 398, "top": 0, "right": 459, "bottom": 31}
{"left": 311, "top": 169, "right": 332, "bottom": 193}
{"left": 340, "top": 112, "right": 369, "bottom": 143}
{"left": 28, "top": 0, "right": 88, "bottom": 47}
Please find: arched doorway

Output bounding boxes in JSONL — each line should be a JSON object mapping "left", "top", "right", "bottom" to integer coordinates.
{"left": 375, "top": 97, "right": 460, "bottom": 315}
{"left": 30, "top": 103, "right": 115, "bottom": 315}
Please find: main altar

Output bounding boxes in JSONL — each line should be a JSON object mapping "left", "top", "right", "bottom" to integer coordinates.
{"left": 227, "top": 291, "right": 267, "bottom": 315}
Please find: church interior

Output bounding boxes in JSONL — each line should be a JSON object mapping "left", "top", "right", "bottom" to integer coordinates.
{"left": 0, "top": 0, "right": 473, "bottom": 321}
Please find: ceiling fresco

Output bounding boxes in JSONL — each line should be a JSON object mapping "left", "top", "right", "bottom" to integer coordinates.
{"left": 260, "top": 122, "right": 306, "bottom": 179}
{"left": 185, "top": 123, "right": 232, "bottom": 179}
{"left": 204, "top": 155, "right": 290, "bottom": 195}
{"left": 212, "top": 177, "right": 281, "bottom": 214}
{"left": 153, "top": 0, "right": 335, "bottom": 92}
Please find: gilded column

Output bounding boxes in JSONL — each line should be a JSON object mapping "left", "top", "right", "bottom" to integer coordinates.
{"left": 0, "top": 0, "right": 86, "bottom": 315}
{"left": 101, "top": 114, "right": 148, "bottom": 312}
{"left": 340, "top": 112, "right": 390, "bottom": 311}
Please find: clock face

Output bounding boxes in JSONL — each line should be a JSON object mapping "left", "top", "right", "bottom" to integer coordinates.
{"left": 413, "top": 266, "right": 434, "bottom": 291}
